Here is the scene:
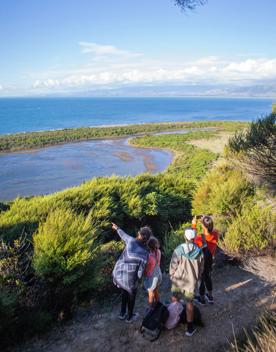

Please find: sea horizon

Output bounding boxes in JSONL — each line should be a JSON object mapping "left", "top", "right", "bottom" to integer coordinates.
{"left": 0, "top": 96, "right": 273, "bottom": 135}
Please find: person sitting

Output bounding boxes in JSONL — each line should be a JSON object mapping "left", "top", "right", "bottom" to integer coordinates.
{"left": 112, "top": 222, "right": 151, "bottom": 323}
{"left": 192, "top": 215, "right": 219, "bottom": 305}
{"left": 169, "top": 228, "right": 204, "bottom": 336}
{"left": 144, "top": 237, "right": 162, "bottom": 308}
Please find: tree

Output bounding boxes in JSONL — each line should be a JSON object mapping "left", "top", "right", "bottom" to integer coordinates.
{"left": 174, "top": 0, "right": 207, "bottom": 10}
{"left": 227, "top": 113, "right": 276, "bottom": 189}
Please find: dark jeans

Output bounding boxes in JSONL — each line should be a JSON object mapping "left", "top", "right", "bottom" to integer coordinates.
{"left": 199, "top": 249, "right": 213, "bottom": 296}
{"left": 121, "top": 288, "right": 137, "bottom": 319}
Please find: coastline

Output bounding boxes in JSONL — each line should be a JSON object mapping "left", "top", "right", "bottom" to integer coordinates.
{"left": 0, "top": 120, "right": 247, "bottom": 154}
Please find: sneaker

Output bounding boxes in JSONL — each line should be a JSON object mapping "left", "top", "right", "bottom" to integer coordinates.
{"left": 205, "top": 293, "right": 214, "bottom": 304}
{"left": 185, "top": 325, "right": 197, "bottom": 337}
{"left": 194, "top": 295, "right": 206, "bottom": 306}
{"left": 125, "top": 312, "right": 139, "bottom": 323}
{"left": 118, "top": 312, "right": 127, "bottom": 320}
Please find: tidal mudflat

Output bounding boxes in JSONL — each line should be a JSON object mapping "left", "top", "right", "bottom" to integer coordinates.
{"left": 0, "top": 138, "right": 173, "bottom": 201}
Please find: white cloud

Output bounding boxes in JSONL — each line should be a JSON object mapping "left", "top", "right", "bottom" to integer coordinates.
{"left": 23, "top": 42, "right": 276, "bottom": 95}
{"left": 79, "top": 41, "right": 142, "bottom": 59}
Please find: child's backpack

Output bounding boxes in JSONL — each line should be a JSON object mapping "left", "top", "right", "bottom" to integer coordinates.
{"left": 179, "top": 304, "right": 204, "bottom": 327}
{"left": 140, "top": 302, "right": 169, "bottom": 341}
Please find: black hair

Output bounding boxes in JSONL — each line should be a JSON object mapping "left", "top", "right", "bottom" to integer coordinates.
{"left": 148, "top": 237, "right": 159, "bottom": 251}
{"left": 139, "top": 226, "right": 153, "bottom": 244}
{"left": 202, "top": 216, "right": 214, "bottom": 232}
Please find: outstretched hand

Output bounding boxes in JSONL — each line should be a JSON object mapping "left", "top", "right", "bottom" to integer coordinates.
{"left": 111, "top": 222, "right": 119, "bottom": 231}
{"left": 192, "top": 216, "right": 197, "bottom": 226}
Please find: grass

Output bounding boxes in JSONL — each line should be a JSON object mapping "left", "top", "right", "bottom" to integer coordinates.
{"left": 229, "top": 310, "right": 276, "bottom": 352}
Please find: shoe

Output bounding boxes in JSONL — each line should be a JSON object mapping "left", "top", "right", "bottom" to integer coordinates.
{"left": 205, "top": 293, "right": 214, "bottom": 304}
{"left": 118, "top": 312, "right": 127, "bottom": 320}
{"left": 185, "top": 325, "right": 197, "bottom": 337}
{"left": 125, "top": 312, "right": 139, "bottom": 323}
{"left": 194, "top": 295, "right": 206, "bottom": 306}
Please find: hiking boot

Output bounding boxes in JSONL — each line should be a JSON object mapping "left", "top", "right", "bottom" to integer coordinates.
{"left": 185, "top": 325, "right": 197, "bottom": 337}
{"left": 205, "top": 293, "right": 214, "bottom": 304}
{"left": 194, "top": 295, "right": 206, "bottom": 306}
{"left": 125, "top": 312, "right": 139, "bottom": 323}
{"left": 118, "top": 312, "right": 127, "bottom": 320}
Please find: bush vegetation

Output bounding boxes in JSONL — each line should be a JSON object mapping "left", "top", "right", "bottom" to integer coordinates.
{"left": 193, "top": 114, "right": 276, "bottom": 253}
{"left": 0, "top": 120, "right": 247, "bottom": 152}
{"left": 0, "top": 128, "right": 219, "bottom": 346}
{"left": 1, "top": 119, "right": 273, "bottom": 347}
{"left": 227, "top": 113, "right": 276, "bottom": 189}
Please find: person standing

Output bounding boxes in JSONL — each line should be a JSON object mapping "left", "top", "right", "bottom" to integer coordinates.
{"left": 193, "top": 215, "right": 219, "bottom": 305}
{"left": 169, "top": 228, "right": 204, "bottom": 336}
{"left": 144, "top": 237, "right": 162, "bottom": 308}
{"left": 112, "top": 223, "right": 151, "bottom": 323}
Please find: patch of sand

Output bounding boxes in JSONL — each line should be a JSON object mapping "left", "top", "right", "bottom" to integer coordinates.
{"left": 188, "top": 132, "right": 234, "bottom": 154}
{"left": 112, "top": 151, "right": 134, "bottom": 162}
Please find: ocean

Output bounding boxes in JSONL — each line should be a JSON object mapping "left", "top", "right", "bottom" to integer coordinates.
{"left": 0, "top": 97, "right": 273, "bottom": 135}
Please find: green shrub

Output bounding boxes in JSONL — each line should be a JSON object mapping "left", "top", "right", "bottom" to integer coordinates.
{"left": 192, "top": 163, "right": 254, "bottom": 233}
{"left": 224, "top": 201, "right": 276, "bottom": 252}
{"left": 82, "top": 241, "right": 124, "bottom": 295}
{"left": 0, "top": 288, "right": 18, "bottom": 342}
{"left": 227, "top": 113, "right": 276, "bottom": 188}
{"left": 0, "top": 287, "right": 53, "bottom": 348}
{"left": 33, "top": 208, "right": 95, "bottom": 316}
{"left": 162, "top": 229, "right": 184, "bottom": 270}
{"left": 33, "top": 208, "right": 94, "bottom": 284}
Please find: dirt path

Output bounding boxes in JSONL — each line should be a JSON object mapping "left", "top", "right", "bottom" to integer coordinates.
{"left": 10, "top": 256, "right": 276, "bottom": 352}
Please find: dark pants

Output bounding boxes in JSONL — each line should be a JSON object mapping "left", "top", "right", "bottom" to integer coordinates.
{"left": 199, "top": 249, "right": 213, "bottom": 296}
{"left": 121, "top": 288, "right": 137, "bottom": 319}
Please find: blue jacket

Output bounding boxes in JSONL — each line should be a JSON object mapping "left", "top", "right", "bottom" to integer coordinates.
{"left": 112, "top": 229, "right": 149, "bottom": 294}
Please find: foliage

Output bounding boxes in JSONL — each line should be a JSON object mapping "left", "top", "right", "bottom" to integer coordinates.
{"left": 0, "top": 287, "right": 52, "bottom": 348}
{"left": 192, "top": 162, "right": 254, "bottom": 233}
{"left": 132, "top": 130, "right": 218, "bottom": 180}
{"left": 229, "top": 310, "right": 276, "bottom": 352}
{"left": 162, "top": 228, "right": 184, "bottom": 270}
{"left": 0, "top": 120, "right": 247, "bottom": 152}
{"left": 84, "top": 241, "right": 124, "bottom": 294}
{"left": 224, "top": 201, "right": 276, "bottom": 253}
{"left": 0, "top": 121, "right": 251, "bottom": 345}
{"left": 174, "top": 0, "right": 207, "bottom": 11}
{"left": 33, "top": 208, "right": 94, "bottom": 291}
{"left": 227, "top": 114, "right": 276, "bottom": 188}
{"left": 0, "top": 129, "right": 219, "bottom": 244}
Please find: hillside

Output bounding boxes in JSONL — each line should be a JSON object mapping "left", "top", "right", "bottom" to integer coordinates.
{"left": 1, "top": 117, "right": 275, "bottom": 351}
{"left": 9, "top": 256, "right": 276, "bottom": 352}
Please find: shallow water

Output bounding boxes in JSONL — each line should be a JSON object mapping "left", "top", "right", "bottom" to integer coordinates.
{"left": 0, "top": 138, "right": 173, "bottom": 201}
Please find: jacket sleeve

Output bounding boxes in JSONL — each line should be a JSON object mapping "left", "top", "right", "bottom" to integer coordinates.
{"left": 169, "top": 250, "right": 179, "bottom": 278}
{"left": 117, "top": 228, "right": 132, "bottom": 244}
{"left": 137, "top": 260, "right": 146, "bottom": 279}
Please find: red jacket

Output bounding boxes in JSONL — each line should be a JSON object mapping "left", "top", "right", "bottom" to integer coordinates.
{"left": 192, "top": 224, "right": 219, "bottom": 256}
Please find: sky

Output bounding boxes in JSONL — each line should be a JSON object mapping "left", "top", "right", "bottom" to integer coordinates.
{"left": 0, "top": 0, "right": 276, "bottom": 97}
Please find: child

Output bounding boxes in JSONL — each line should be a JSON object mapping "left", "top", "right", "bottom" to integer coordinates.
{"left": 169, "top": 228, "right": 204, "bottom": 336}
{"left": 144, "top": 237, "right": 162, "bottom": 307}
{"left": 193, "top": 215, "right": 219, "bottom": 305}
{"left": 112, "top": 223, "right": 151, "bottom": 323}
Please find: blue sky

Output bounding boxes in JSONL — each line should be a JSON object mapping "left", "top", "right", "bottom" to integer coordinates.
{"left": 0, "top": 0, "right": 276, "bottom": 97}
